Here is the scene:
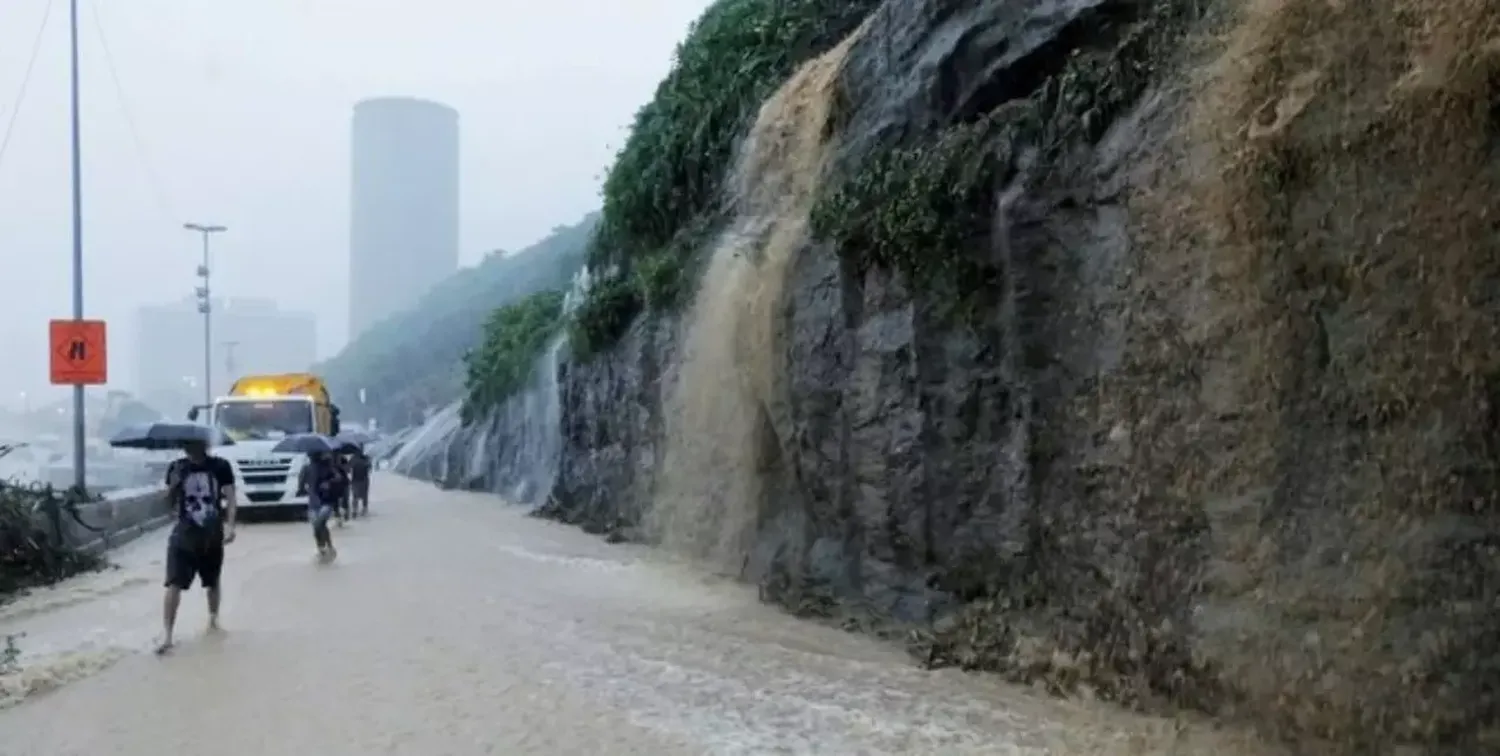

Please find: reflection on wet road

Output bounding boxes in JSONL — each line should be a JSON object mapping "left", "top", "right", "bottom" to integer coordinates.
{"left": 0, "top": 474, "right": 1280, "bottom": 754}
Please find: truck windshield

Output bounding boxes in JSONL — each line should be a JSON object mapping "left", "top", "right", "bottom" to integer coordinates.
{"left": 214, "top": 400, "right": 315, "bottom": 440}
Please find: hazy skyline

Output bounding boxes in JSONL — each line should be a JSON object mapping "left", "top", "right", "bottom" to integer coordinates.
{"left": 0, "top": 0, "right": 709, "bottom": 408}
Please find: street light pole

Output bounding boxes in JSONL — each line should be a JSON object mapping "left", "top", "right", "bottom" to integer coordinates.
{"left": 68, "top": 0, "right": 86, "bottom": 493}
{"left": 184, "top": 223, "right": 226, "bottom": 414}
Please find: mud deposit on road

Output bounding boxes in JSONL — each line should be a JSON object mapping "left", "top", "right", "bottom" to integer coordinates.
{"left": 0, "top": 475, "right": 1279, "bottom": 754}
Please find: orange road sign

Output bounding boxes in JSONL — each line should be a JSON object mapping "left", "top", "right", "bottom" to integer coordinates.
{"left": 49, "top": 319, "right": 108, "bottom": 385}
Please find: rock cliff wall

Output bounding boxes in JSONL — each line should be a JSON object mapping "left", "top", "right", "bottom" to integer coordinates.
{"left": 539, "top": 0, "right": 1500, "bottom": 751}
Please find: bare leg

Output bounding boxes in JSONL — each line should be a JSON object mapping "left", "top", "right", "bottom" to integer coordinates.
{"left": 206, "top": 587, "right": 221, "bottom": 630}
{"left": 313, "top": 509, "right": 333, "bottom": 556}
{"left": 159, "top": 587, "right": 182, "bottom": 653}
{"left": 317, "top": 512, "right": 337, "bottom": 560}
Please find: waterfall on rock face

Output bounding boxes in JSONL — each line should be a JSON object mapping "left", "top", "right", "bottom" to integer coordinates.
{"left": 649, "top": 23, "right": 870, "bottom": 575}
{"left": 1120, "top": 0, "right": 1500, "bottom": 742}
{"left": 385, "top": 266, "right": 589, "bottom": 505}
{"left": 487, "top": 334, "right": 567, "bottom": 506}
{"left": 388, "top": 400, "right": 464, "bottom": 482}
{"left": 563, "top": 264, "right": 593, "bottom": 313}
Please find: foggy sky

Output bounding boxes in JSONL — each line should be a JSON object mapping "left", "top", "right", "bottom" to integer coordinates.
{"left": 0, "top": 0, "right": 709, "bottom": 408}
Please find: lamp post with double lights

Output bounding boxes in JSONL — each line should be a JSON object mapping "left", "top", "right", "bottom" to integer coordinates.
{"left": 184, "top": 223, "right": 227, "bottom": 412}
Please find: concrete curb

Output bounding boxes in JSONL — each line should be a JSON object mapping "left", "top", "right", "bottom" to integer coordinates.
{"left": 74, "top": 513, "right": 174, "bottom": 556}
{"left": 30, "top": 486, "right": 172, "bottom": 556}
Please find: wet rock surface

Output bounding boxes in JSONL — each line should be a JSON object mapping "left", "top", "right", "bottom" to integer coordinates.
{"left": 546, "top": 314, "right": 683, "bottom": 538}
{"left": 535, "top": 0, "right": 1500, "bottom": 751}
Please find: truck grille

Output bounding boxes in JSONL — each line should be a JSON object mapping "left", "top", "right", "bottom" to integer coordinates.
{"left": 236, "top": 457, "right": 296, "bottom": 487}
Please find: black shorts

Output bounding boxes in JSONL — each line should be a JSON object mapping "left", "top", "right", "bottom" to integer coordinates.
{"left": 165, "top": 545, "right": 224, "bottom": 590}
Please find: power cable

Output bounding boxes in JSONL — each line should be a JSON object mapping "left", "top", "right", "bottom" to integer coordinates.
{"left": 0, "top": 0, "right": 56, "bottom": 176}
{"left": 87, "top": 0, "right": 176, "bottom": 222}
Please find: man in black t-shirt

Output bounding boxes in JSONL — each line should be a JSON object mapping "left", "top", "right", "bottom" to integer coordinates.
{"left": 157, "top": 439, "right": 237, "bottom": 654}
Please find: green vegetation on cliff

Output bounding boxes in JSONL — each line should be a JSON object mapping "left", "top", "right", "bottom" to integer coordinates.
{"left": 811, "top": 0, "right": 1200, "bottom": 317}
{"left": 809, "top": 115, "right": 1013, "bottom": 317}
{"left": 569, "top": 0, "right": 880, "bottom": 357}
{"left": 461, "top": 290, "right": 566, "bottom": 423}
{"left": 319, "top": 216, "right": 593, "bottom": 429}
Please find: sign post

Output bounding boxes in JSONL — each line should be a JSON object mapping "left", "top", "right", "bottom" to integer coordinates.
{"left": 47, "top": 318, "right": 104, "bottom": 536}
{"left": 49, "top": 319, "right": 108, "bottom": 385}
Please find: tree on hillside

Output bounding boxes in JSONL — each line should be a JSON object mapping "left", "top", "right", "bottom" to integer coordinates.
{"left": 317, "top": 214, "right": 595, "bottom": 431}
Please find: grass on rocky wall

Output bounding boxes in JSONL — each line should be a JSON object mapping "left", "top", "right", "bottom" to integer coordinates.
{"left": 461, "top": 290, "right": 566, "bottom": 423}
{"left": 809, "top": 112, "right": 1018, "bottom": 320}
{"left": 811, "top": 0, "right": 1201, "bottom": 321}
{"left": 568, "top": 0, "right": 881, "bottom": 360}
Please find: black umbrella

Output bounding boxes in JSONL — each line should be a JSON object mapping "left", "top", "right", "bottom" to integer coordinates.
{"left": 333, "top": 438, "right": 362, "bottom": 454}
{"left": 270, "top": 433, "right": 338, "bottom": 455}
{"left": 109, "top": 422, "right": 234, "bottom": 450}
{"left": 337, "top": 429, "right": 374, "bottom": 446}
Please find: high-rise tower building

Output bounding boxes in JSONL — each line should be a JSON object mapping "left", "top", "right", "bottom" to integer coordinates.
{"left": 348, "top": 96, "right": 460, "bottom": 342}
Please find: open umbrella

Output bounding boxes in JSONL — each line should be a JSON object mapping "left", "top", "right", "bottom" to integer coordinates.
{"left": 270, "top": 433, "right": 338, "bottom": 455}
{"left": 109, "top": 422, "right": 234, "bottom": 450}
{"left": 337, "top": 429, "right": 374, "bottom": 446}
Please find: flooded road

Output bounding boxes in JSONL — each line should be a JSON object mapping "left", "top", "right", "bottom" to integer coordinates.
{"left": 0, "top": 474, "right": 1280, "bottom": 755}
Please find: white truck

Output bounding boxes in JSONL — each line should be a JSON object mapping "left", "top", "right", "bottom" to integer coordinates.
{"left": 188, "top": 372, "right": 341, "bottom": 518}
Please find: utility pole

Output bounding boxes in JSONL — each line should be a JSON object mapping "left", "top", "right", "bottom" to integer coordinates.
{"left": 184, "top": 223, "right": 226, "bottom": 411}
{"left": 68, "top": 0, "right": 86, "bottom": 493}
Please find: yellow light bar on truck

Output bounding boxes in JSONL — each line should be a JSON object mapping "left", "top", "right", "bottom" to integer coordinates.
{"left": 241, "top": 386, "right": 277, "bottom": 397}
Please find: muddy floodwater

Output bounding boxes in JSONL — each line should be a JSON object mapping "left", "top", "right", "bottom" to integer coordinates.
{"left": 0, "top": 475, "right": 1280, "bottom": 755}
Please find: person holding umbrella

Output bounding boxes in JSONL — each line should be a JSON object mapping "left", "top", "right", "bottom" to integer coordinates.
{"left": 349, "top": 444, "right": 372, "bottom": 516}
{"left": 336, "top": 431, "right": 374, "bottom": 518}
{"left": 280, "top": 434, "right": 347, "bottom": 561}
{"left": 337, "top": 449, "right": 354, "bottom": 521}
{"left": 109, "top": 422, "right": 238, "bottom": 654}
{"left": 305, "top": 450, "right": 347, "bottom": 560}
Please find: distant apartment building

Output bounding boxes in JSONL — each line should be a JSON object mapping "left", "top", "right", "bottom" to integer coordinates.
{"left": 134, "top": 297, "right": 317, "bottom": 414}
{"left": 348, "top": 96, "right": 460, "bottom": 342}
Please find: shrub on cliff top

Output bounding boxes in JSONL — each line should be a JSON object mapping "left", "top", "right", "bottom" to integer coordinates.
{"left": 571, "top": 0, "right": 880, "bottom": 358}
{"left": 462, "top": 290, "right": 567, "bottom": 423}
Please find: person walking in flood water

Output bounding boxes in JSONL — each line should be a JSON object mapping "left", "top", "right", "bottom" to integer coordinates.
{"left": 349, "top": 446, "right": 372, "bottom": 516}
{"left": 158, "top": 439, "right": 237, "bottom": 654}
{"left": 336, "top": 452, "right": 354, "bottom": 520}
{"left": 300, "top": 450, "right": 346, "bottom": 561}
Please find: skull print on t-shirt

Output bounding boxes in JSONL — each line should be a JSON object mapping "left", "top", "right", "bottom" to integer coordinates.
{"left": 167, "top": 456, "right": 232, "bottom": 551}
{"left": 180, "top": 469, "right": 220, "bottom": 527}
